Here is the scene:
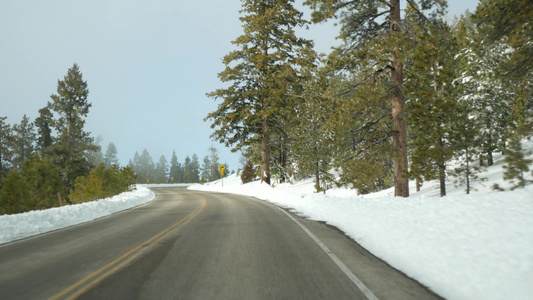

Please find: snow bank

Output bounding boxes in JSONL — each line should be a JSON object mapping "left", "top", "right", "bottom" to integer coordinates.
{"left": 0, "top": 185, "right": 155, "bottom": 245}
{"left": 190, "top": 148, "right": 533, "bottom": 300}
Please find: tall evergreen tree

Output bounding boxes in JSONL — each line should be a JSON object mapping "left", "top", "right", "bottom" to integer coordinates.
{"left": 169, "top": 150, "right": 183, "bottom": 183}
{"left": 48, "top": 63, "right": 98, "bottom": 196}
{"left": 304, "top": 0, "right": 446, "bottom": 197}
{"left": 406, "top": 22, "right": 459, "bottom": 197}
{"left": 206, "top": 0, "right": 315, "bottom": 185}
{"left": 34, "top": 107, "right": 53, "bottom": 151}
{"left": 135, "top": 149, "right": 155, "bottom": 183}
{"left": 207, "top": 145, "right": 221, "bottom": 182}
{"left": 183, "top": 155, "right": 192, "bottom": 183}
{"left": 103, "top": 142, "right": 119, "bottom": 168}
{"left": 201, "top": 155, "right": 211, "bottom": 182}
{"left": 290, "top": 68, "right": 334, "bottom": 191}
{"left": 12, "top": 115, "right": 36, "bottom": 170}
{"left": 0, "top": 117, "right": 13, "bottom": 181}
{"left": 190, "top": 154, "right": 200, "bottom": 183}
{"left": 454, "top": 16, "right": 514, "bottom": 166}
{"left": 154, "top": 155, "right": 168, "bottom": 183}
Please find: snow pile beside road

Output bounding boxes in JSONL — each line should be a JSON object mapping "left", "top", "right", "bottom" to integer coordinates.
{"left": 190, "top": 150, "right": 533, "bottom": 300}
{"left": 0, "top": 185, "right": 155, "bottom": 245}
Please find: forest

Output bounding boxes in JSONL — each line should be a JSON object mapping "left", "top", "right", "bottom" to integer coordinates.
{"left": 1, "top": 0, "right": 532, "bottom": 215}
{"left": 0, "top": 63, "right": 229, "bottom": 214}
{"left": 206, "top": 0, "right": 532, "bottom": 197}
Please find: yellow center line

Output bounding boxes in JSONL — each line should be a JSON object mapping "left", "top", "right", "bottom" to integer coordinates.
{"left": 49, "top": 195, "right": 207, "bottom": 300}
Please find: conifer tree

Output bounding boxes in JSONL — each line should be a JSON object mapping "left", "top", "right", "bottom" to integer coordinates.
{"left": 103, "top": 142, "right": 119, "bottom": 168}
{"left": 472, "top": 0, "right": 533, "bottom": 80}
{"left": 502, "top": 134, "right": 533, "bottom": 190}
{"left": 169, "top": 150, "right": 183, "bottom": 183}
{"left": 154, "top": 155, "right": 168, "bottom": 183}
{"left": 0, "top": 155, "right": 63, "bottom": 214}
{"left": 134, "top": 149, "right": 155, "bottom": 183}
{"left": 0, "top": 117, "right": 13, "bottom": 181}
{"left": 183, "top": 155, "right": 192, "bottom": 183}
{"left": 49, "top": 63, "right": 98, "bottom": 196}
{"left": 201, "top": 156, "right": 211, "bottom": 182}
{"left": 34, "top": 107, "right": 53, "bottom": 151}
{"left": 304, "top": 0, "right": 446, "bottom": 197}
{"left": 190, "top": 154, "right": 200, "bottom": 183}
{"left": 454, "top": 16, "right": 514, "bottom": 166}
{"left": 406, "top": 22, "right": 459, "bottom": 197}
{"left": 290, "top": 68, "right": 334, "bottom": 191}
{"left": 206, "top": 0, "right": 315, "bottom": 185}
{"left": 12, "top": 115, "right": 36, "bottom": 170}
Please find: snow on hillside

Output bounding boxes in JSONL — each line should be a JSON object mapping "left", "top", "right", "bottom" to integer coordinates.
{"left": 0, "top": 186, "right": 156, "bottom": 245}
{"left": 190, "top": 141, "right": 533, "bottom": 300}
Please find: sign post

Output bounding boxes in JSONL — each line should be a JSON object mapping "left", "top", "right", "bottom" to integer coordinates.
{"left": 219, "top": 165, "right": 226, "bottom": 187}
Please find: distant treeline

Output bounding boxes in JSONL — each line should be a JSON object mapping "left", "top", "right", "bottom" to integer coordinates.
{"left": 127, "top": 146, "right": 230, "bottom": 184}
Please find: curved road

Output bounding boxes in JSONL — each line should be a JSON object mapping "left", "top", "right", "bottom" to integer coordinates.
{"left": 0, "top": 187, "right": 442, "bottom": 299}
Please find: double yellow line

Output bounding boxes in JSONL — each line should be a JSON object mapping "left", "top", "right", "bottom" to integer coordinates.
{"left": 49, "top": 196, "right": 207, "bottom": 300}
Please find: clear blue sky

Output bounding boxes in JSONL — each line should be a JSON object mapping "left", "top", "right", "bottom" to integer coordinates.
{"left": 0, "top": 0, "right": 478, "bottom": 171}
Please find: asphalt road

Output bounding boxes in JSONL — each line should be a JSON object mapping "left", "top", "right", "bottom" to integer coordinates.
{"left": 0, "top": 187, "right": 443, "bottom": 299}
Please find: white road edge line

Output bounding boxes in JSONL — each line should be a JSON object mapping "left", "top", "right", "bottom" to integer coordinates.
{"left": 277, "top": 207, "right": 379, "bottom": 300}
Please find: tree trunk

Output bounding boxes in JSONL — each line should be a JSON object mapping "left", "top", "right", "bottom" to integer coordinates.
{"left": 390, "top": 0, "right": 409, "bottom": 197}
{"left": 416, "top": 177, "right": 421, "bottom": 192}
{"left": 439, "top": 164, "right": 446, "bottom": 197}
{"left": 466, "top": 148, "right": 471, "bottom": 194}
{"left": 438, "top": 138, "right": 446, "bottom": 197}
{"left": 261, "top": 118, "right": 271, "bottom": 185}
{"left": 315, "top": 160, "right": 320, "bottom": 192}
{"left": 487, "top": 133, "right": 494, "bottom": 166}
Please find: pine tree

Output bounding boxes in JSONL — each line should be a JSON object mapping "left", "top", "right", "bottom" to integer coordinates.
{"left": 49, "top": 63, "right": 98, "bottom": 197}
{"left": 206, "top": 0, "right": 315, "bottom": 185}
{"left": 0, "top": 155, "right": 63, "bottom": 214}
{"left": 0, "top": 117, "right": 13, "bottom": 181}
{"left": 21, "top": 155, "right": 63, "bottom": 210}
{"left": 502, "top": 134, "right": 533, "bottom": 190}
{"left": 103, "top": 142, "right": 119, "bottom": 168}
{"left": 183, "top": 155, "right": 192, "bottom": 183}
{"left": 154, "top": 155, "right": 168, "bottom": 183}
{"left": 454, "top": 16, "right": 514, "bottom": 166}
{"left": 12, "top": 114, "right": 36, "bottom": 170}
{"left": 34, "top": 107, "right": 53, "bottom": 151}
{"left": 304, "top": 0, "right": 446, "bottom": 197}
{"left": 201, "top": 155, "right": 211, "bottom": 182}
{"left": 207, "top": 145, "right": 221, "bottom": 182}
{"left": 290, "top": 68, "right": 334, "bottom": 191}
{"left": 169, "top": 150, "right": 183, "bottom": 183}
{"left": 406, "top": 22, "right": 459, "bottom": 197}
{"left": 135, "top": 149, "right": 155, "bottom": 183}
{"left": 190, "top": 154, "right": 200, "bottom": 183}
{"left": 472, "top": 0, "right": 533, "bottom": 80}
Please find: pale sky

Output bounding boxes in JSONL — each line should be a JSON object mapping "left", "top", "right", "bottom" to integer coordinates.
{"left": 0, "top": 0, "right": 478, "bottom": 171}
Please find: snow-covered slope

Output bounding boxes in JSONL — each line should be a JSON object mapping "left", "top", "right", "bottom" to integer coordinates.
{"left": 0, "top": 186, "right": 156, "bottom": 245}
{"left": 190, "top": 141, "right": 533, "bottom": 300}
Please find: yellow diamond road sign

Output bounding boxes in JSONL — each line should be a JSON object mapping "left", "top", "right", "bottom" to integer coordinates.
{"left": 219, "top": 164, "right": 225, "bottom": 171}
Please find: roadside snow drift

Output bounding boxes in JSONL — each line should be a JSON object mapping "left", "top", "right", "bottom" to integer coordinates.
{"left": 0, "top": 185, "right": 155, "bottom": 245}
{"left": 190, "top": 146, "right": 533, "bottom": 300}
